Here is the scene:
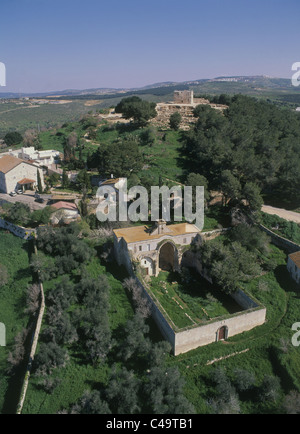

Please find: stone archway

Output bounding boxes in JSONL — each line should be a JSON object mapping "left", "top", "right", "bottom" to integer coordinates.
{"left": 159, "top": 242, "right": 176, "bottom": 272}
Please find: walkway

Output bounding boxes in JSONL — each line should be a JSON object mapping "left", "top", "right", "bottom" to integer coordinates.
{"left": 262, "top": 205, "right": 300, "bottom": 224}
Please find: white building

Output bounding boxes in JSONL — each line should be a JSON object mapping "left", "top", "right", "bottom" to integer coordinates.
{"left": 18, "top": 147, "right": 60, "bottom": 167}
{"left": 287, "top": 251, "right": 300, "bottom": 285}
{"left": 50, "top": 201, "right": 80, "bottom": 225}
{"left": 1, "top": 147, "right": 60, "bottom": 167}
{"left": 0, "top": 155, "right": 45, "bottom": 193}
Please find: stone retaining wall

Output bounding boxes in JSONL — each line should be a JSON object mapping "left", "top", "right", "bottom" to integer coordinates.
{"left": 259, "top": 224, "right": 300, "bottom": 254}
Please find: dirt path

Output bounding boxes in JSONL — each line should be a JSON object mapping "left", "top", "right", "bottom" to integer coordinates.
{"left": 262, "top": 205, "right": 300, "bottom": 224}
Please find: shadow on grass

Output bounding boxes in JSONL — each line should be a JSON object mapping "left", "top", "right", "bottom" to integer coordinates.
{"left": 274, "top": 265, "right": 300, "bottom": 297}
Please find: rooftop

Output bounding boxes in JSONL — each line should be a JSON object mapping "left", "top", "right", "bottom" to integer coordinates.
{"left": 17, "top": 178, "right": 36, "bottom": 185}
{"left": 51, "top": 201, "right": 78, "bottom": 211}
{"left": 289, "top": 251, "right": 300, "bottom": 268}
{"left": 100, "top": 178, "right": 120, "bottom": 186}
{"left": 113, "top": 222, "right": 199, "bottom": 244}
{"left": 0, "top": 155, "right": 24, "bottom": 174}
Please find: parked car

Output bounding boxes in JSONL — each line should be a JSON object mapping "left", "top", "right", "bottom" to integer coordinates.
{"left": 16, "top": 189, "right": 23, "bottom": 195}
{"left": 9, "top": 191, "right": 17, "bottom": 197}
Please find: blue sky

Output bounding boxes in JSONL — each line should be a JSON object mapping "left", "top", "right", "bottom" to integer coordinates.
{"left": 0, "top": 0, "right": 299, "bottom": 92}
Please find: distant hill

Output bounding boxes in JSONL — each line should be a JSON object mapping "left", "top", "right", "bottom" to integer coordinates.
{"left": 0, "top": 75, "right": 298, "bottom": 100}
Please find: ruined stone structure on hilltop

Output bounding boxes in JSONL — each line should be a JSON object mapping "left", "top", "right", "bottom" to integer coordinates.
{"left": 153, "top": 90, "right": 228, "bottom": 130}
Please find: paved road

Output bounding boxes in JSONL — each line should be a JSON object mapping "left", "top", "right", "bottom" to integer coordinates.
{"left": 262, "top": 205, "right": 300, "bottom": 224}
{"left": 0, "top": 192, "right": 48, "bottom": 211}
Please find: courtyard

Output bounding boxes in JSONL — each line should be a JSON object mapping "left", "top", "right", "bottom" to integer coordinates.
{"left": 148, "top": 268, "right": 243, "bottom": 330}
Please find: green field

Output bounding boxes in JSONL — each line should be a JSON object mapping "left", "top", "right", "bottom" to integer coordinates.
{"left": 0, "top": 231, "right": 32, "bottom": 414}
{"left": 22, "top": 248, "right": 134, "bottom": 414}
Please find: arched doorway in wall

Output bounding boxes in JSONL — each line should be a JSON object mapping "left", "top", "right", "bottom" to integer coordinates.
{"left": 159, "top": 242, "right": 176, "bottom": 272}
{"left": 217, "top": 326, "right": 228, "bottom": 341}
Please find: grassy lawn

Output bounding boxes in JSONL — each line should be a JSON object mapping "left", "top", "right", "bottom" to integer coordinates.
{"left": 138, "top": 130, "right": 186, "bottom": 184}
{"left": 0, "top": 231, "right": 32, "bottom": 414}
{"left": 149, "top": 270, "right": 242, "bottom": 330}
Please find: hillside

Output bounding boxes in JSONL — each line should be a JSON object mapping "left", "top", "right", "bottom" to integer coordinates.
{"left": 1, "top": 76, "right": 300, "bottom": 139}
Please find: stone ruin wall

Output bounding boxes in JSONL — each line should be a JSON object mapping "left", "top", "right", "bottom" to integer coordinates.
{"left": 153, "top": 91, "right": 228, "bottom": 130}
{"left": 174, "top": 90, "right": 194, "bottom": 104}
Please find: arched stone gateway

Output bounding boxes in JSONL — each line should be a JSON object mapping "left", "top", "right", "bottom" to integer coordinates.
{"left": 159, "top": 242, "right": 177, "bottom": 272}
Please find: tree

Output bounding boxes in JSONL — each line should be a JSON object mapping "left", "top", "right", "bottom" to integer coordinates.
{"left": 123, "top": 278, "right": 151, "bottom": 318}
{"left": 23, "top": 129, "right": 38, "bottom": 148}
{"left": 71, "top": 391, "right": 111, "bottom": 414}
{"left": 95, "top": 140, "right": 143, "bottom": 178}
{"left": 7, "top": 328, "right": 29, "bottom": 372}
{"left": 116, "top": 97, "right": 157, "bottom": 127}
{"left": 79, "top": 186, "right": 89, "bottom": 218}
{"left": 76, "top": 170, "right": 91, "bottom": 191}
{"left": 141, "top": 126, "right": 157, "bottom": 147}
{"left": 119, "top": 313, "right": 151, "bottom": 361}
{"left": 221, "top": 170, "right": 241, "bottom": 206}
{"left": 5, "top": 202, "right": 31, "bottom": 225}
{"left": 144, "top": 366, "right": 195, "bottom": 414}
{"left": 233, "top": 368, "right": 256, "bottom": 392}
{"left": 62, "top": 168, "right": 69, "bottom": 189}
{"left": 4, "top": 131, "right": 23, "bottom": 147}
{"left": 209, "top": 367, "right": 241, "bottom": 414}
{"left": 105, "top": 365, "right": 141, "bottom": 414}
{"left": 186, "top": 172, "right": 210, "bottom": 206}
{"left": 33, "top": 342, "right": 69, "bottom": 376}
{"left": 200, "top": 240, "right": 261, "bottom": 293}
{"left": 169, "top": 112, "right": 182, "bottom": 130}
{"left": 115, "top": 96, "right": 142, "bottom": 114}
{"left": 25, "top": 284, "right": 40, "bottom": 315}
{"left": 259, "top": 375, "right": 281, "bottom": 403}
{"left": 230, "top": 224, "right": 270, "bottom": 255}
{"left": 63, "top": 132, "right": 77, "bottom": 161}
{"left": 0, "top": 264, "right": 8, "bottom": 287}
{"left": 243, "top": 182, "right": 263, "bottom": 212}
{"left": 283, "top": 390, "right": 300, "bottom": 414}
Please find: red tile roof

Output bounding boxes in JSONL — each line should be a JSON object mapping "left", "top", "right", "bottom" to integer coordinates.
{"left": 17, "top": 178, "right": 36, "bottom": 185}
{"left": 51, "top": 201, "right": 78, "bottom": 211}
{"left": 289, "top": 251, "right": 300, "bottom": 268}
{"left": 0, "top": 155, "right": 23, "bottom": 174}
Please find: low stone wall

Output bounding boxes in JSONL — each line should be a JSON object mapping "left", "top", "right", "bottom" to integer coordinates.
{"left": 0, "top": 218, "right": 36, "bottom": 240}
{"left": 16, "top": 243, "right": 45, "bottom": 414}
{"left": 259, "top": 224, "right": 300, "bottom": 254}
{"left": 136, "top": 273, "right": 266, "bottom": 356}
{"left": 174, "top": 307, "right": 266, "bottom": 355}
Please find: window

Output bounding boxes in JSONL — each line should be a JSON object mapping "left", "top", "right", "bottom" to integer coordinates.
{"left": 147, "top": 244, "right": 150, "bottom": 251}
{"left": 139, "top": 245, "right": 142, "bottom": 252}
{"left": 183, "top": 238, "right": 187, "bottom": 244}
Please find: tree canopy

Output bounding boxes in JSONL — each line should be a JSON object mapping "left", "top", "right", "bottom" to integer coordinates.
{"left": 115, "top": 96, "right": 157, "bottom": 127}
{"left": 182, "top": 95, "right": 300, "bottom": 208}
